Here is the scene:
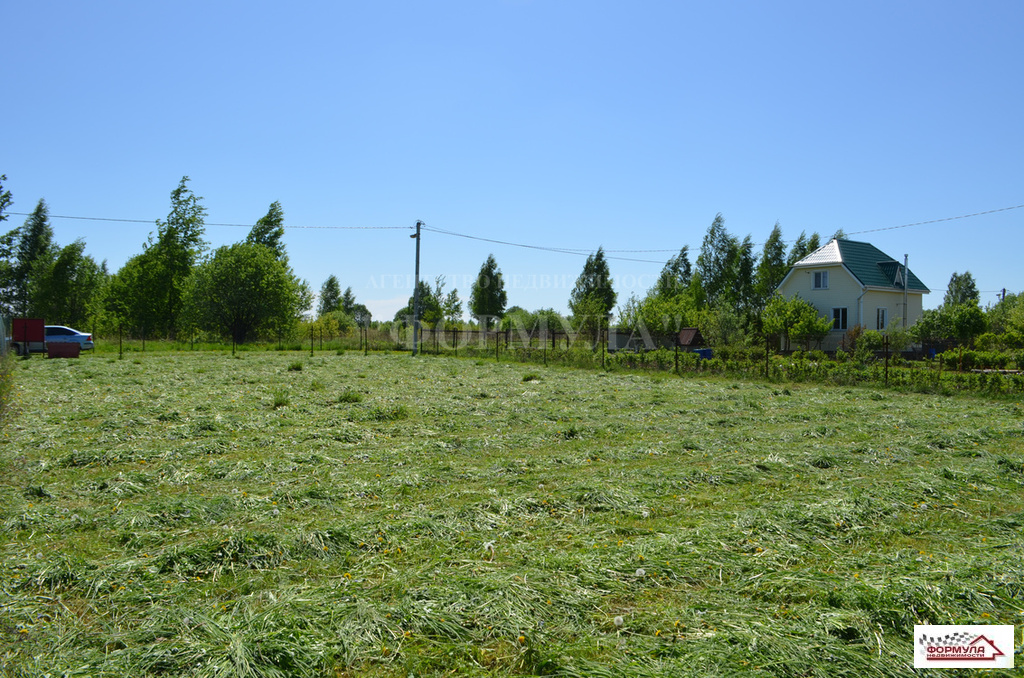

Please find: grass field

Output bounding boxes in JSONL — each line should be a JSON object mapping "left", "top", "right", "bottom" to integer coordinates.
{"left": 1, "top": 351, "right": 1022, "bottom": 676}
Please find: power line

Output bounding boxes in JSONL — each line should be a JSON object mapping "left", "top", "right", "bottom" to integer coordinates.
{"left": 6, "top": 212, "right": 412, "bottom": 230}
{"left": 419, "top": 224, "right": 668, "bottom": 263}
{"left": 8, "top": 200, "right": 1023, "bottom": 261}
{"left": 846, "top": 203, "right": 1024, "bottom": 236}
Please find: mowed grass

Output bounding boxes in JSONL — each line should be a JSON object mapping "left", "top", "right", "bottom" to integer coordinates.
{"left": 1, "top": 352, "right": 1022, "bottom": 677}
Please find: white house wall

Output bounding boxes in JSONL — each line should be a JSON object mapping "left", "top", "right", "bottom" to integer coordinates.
{"left": 777, "top": 264, "right": 925, "bottom": 351}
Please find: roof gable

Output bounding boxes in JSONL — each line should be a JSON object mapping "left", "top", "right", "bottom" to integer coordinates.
{"left": 793, "top": 239, "right": 929, "bottom": 293}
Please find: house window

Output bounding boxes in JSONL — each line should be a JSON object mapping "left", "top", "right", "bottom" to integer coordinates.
{"left": 832, "top": 307, "right": 848, "bottom": 331}
{"left": 876, "top": 308, "right": 888, "bottom": 331}
{"left": 813, "top": 271, "right": 829, "bottom": 289}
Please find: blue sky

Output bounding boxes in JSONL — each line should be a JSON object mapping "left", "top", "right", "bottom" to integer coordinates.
{"left": 4, "top": 1, "right": 1022, "bottom": 321}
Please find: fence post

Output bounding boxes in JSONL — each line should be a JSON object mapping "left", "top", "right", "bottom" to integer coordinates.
{"left": 884, "top": 335, "right": 889, "bottom": 387}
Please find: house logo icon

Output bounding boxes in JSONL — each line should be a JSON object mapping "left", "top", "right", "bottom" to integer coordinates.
{"left": 920, "top": 632, "right": 1004, "bottom": 661}
{"left": 914, "top": 625, "right": 1015, "bottom": 669}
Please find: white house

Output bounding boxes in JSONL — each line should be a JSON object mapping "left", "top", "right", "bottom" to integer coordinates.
{"left": 775, "top": 238, "right": 930, "bottom": 351}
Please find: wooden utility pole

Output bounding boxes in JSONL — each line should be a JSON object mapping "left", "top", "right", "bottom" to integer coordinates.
{"left": 411, "top": 221, "right": 422, "bottom": 356}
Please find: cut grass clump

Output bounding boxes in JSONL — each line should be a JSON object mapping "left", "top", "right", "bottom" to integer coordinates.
{"left": 522, "top": 373, "right": 541, "bottom": 383}
{"left": 287, "top": 360, "right": 303, "bottom": 372}
{"left": 337, "top": 389, "right": 363, "bottom": 404}
{"left": 368, "top": 403, "right": 409, "bottom": 421}
{"left": 272, "top": 389, "right": 290, "bottom": 409}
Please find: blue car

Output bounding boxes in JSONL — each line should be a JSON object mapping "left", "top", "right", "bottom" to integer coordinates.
{"left": 44, "top": 325, "right": 95, "bottom": 351}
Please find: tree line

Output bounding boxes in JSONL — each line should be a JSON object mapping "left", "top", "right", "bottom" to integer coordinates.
{"left": 0, "top": 176, "right": 311, "bottom": 343}
{"left": 1, "top": 172, "right": 1020, "bottom": 351}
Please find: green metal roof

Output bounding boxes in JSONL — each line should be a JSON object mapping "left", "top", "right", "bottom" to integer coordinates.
{"left": 835, "top": 240, "right": 929, "bottom": 292}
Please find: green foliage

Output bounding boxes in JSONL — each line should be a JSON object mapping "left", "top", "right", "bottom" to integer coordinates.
{"left": 183, "top": 242, "right": 312, "bottom": 344}
{"left": 696, "top": 300, "right": 747, "bottom": 347}
{"left": 943, "top": 270, "right": 980, "bottom": 307}
{"left": 246, "top": 201, "right": 286, "bottom": 260}
{"left": 569, "top": 248, "right": 616, "bottom": 319}
{"left": 102, "top": 250, "right": 163, "bottom": 336}
{"left": 695, "top": 214, "right": 737, "bottom": 308}
{"left": 653, "top": 246, "right": 692, "bottom": 297}
{"left": 317, "top": 274, "right": 342, "bottom": 317}
{"left": 29, "top": 239, "right": 105, "bottom": 328}
{"left": 762, "top": 294, "right": 831, "bottom": 350}
{"left": 985, "top": 291, "right": 1024, "bottom": 335}
{"left": 14, "top": 198, "right": 55, "bottom": 316}
{"left": 125, "top": 177, "right": 208, "bottom": 338}
{"left": 341, "top": 286, "right": 357, "bottom": 314}
{"left": 394, "top": 280, "right": 442, "bottom": 327}
{"left": 469, "top": 254, "right": 507, "bottom": 328}
{"left": 753, "top": 222, "right": 788, "bottom": 314}
{"left": 569, "top": 248, "right": 616, "bottom": 345}
{"left": 0, "top": 173, "right": 11, "bottom": 224}
{"left": 786, "top": 230, "right": 822, "bottom": 266}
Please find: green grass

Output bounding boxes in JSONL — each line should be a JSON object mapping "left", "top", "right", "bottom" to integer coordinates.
{"left": 1, "top": 352, "right": 1022, "bottom": 676}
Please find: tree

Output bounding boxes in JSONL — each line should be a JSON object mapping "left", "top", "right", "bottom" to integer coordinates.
{"left": 15, "top": 199, "right": 55, "bottom": 316}
{"left": 103, "top": 250, "right": 164, "bottom": 336}
{"left": 341, "top": 287, "right": 357, "bottom": 315}
{"left": 753, "top": 222, "right": 789, "bottom": 315}
{"left": 0, "top": 175, "right": 15, "bottom": 313}
{"left": 569, "top": 248, "right": 616, "bottom": 320}
{"left": 653, "top": 247, "right": 692, "bottom": 298}
{"left": 0, "top": 174, "right": 11, "bottom": 225}
{"left": 786, "top": 230, "right": 822, "bottom": 266}
{"left": 469, "top": 254, "right": 507, "bottom": 329}
{"left": 30, "top": 240, "right": 105, "bottom": 327}
{"left": 569, "top": 248, "right": 616, "bottom": 345}
{"left": 947, "top": 303, "right": 986, "bottom": 345}
{"left": 695, "top": 214, "right": 737, "bottom": 308}
{"left": 986, "top": 292, "right": 1024, "bottom": 336}
{"left": 183, "top": 242, "right": 311, "bottom": 344}
{"left": 350, "top": 303, "right": 372, "bottom": 327}
{"left": 318, "top": 275, "right": 342, "bottom": 317}
{"left": 944, "top": 271, "right": 980, "bottom": 307}
{"left": 144, "top": 177, "right": 208, "bottom": 336}
{"left": 395, "top": 280, "right": 441, "bottom": 327}
{"left": 762, "top": 294, "right": 832, "bottom": 351}
{"left": 246, "top": 201, "right": 286, "bottom": 260}
{"left": 734, "top": 235, "right": 757, "bottom": 318}
{"left": 442, "top": 288, "right": 462, "bottom": 328}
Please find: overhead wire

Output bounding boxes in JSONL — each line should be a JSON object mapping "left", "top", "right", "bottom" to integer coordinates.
{"left": 6, "top": 201, "right": 1022, "bottom": 265}
{"left": 6, "top": 212, "right": 411, "bottom": 230}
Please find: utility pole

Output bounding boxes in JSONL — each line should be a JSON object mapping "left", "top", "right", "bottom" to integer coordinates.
{"left": 411, "top": 220, "right": 422, "bottom": 356}
{"left": 903, "top": 254, "right": 909, "bottom": 328}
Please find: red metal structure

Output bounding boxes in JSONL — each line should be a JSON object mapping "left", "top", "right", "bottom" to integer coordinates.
{"left": 11, "top": 318, "right": 46, "bottom": 356}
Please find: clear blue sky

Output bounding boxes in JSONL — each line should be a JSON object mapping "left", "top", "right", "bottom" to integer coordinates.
{"left": 4, "top": 1, "right": 1022, "bottom": 321}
